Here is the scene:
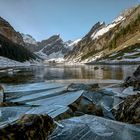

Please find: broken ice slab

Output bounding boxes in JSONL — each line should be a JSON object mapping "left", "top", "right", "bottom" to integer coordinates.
{"left": 24, "top": 90, "right": 83, "bottom": 118}
{"left": 0, "top": 89, "right": 83, "bottom": 126}
{"left": 10, "top": 86, "right": 67, "bottom": 103}
{"left": 49, "top": 115, "right": 140, "bottom": 140}
{"left": 26, "top": 90, "right": 83, "bottom": 106}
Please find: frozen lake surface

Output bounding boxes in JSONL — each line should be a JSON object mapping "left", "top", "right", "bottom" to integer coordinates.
{"left": 0, "top": 65, "right": 137, "bottom": 131}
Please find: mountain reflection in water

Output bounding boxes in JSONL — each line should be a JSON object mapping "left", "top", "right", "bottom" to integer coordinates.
{"left": 0, "top": 65, "right": 138, "bottom": 84}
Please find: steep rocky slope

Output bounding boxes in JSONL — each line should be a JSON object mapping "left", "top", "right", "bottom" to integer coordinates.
{"left": 65, "top": 5, "right": 140, "bottom": 63}
{"left": 36, "top": 35, "right": 72, "bottom": 62}
{"left": 0, "top": 17, "right": 36, "bottom": 62}
{"left": 21, "top": 33, "right": 38, "bottom": 52}
{"left": 22, "top": 34, "right": 74, "bottom": 62}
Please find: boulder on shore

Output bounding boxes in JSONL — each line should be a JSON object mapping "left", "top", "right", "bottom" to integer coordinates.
{"left": 0, "top": 114, "right": 55, "bottom": 140}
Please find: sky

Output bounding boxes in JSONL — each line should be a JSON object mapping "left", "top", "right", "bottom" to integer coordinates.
{"left": 0, "top": 0, "right": 139, "bottom": 41}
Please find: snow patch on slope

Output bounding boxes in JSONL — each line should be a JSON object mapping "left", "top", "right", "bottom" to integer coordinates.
{"left": 0, "top": 56, "right": 30, "bottom": 68}
{"left": 91, "top": 16, "right": 125, "bottom": 40}
{"left": 113, "top": 15, "right": 126, "bottom": 23}
{"left": 35, "top": 38, "right": 82, "bottom": 63}
{"left": 0, "top": 56, "right": 42, "bottom": 68}
{"left": 69, "top": 39, "right": 81, "bottom": 46}
{"left": 91, "top": 23, "right": 117, "bottom": 40}
{"left": 35, "top": 51, "right": 65, "bottom": 63}
{"left": 64, "top": 39, "right": 81, "bottom": 50}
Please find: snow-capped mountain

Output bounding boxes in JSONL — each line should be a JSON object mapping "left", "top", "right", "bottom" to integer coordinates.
{"left": 91, "top": 16, "right": 125, "bottom": 40}
{"left": 34, "top": 35, "right": 74, "bottom": 63}
{"left": 21, "top": 33, "right": 77, "bottom": 63}
{"left": 2, "top": 4, "right": 138, "bottom": 64}
{"left": 65, "top": 4, "right": 140, "bottom": 63}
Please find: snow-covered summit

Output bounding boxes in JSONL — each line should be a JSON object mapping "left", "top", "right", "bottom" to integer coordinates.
{"left": 113, "top": 15, "right": 125, "bottom": 23}
{"left": 21, "top": 34, "right": 37, "bottom": 45}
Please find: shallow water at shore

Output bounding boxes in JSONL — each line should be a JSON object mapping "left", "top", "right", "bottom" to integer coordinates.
{"left": 0, "top": 65, "right": 138, "bottom": 84}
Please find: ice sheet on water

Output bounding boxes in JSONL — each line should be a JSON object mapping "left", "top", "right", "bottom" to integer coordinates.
{"left": 5, "top": 82, "right": 67, "bottom": 93}
{"left": 49, "top": 115, "right": 140, "bottom": 140}
{"left": 85, "top": 89, "right": 123, "bottom": 113}
{"left": 0, "top": 107, "right": 30, "bottom": 127}
{"left": 0, "top": 81, "right": 83, "bottom": 126}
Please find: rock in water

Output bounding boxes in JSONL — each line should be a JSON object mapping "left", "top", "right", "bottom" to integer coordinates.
{"left": 115, "top": 93, "right": 140, "bottom": 124}
{"left": 133, "top": 66, "right": 140, "bottom": 77}
{"left": 0, "top": 85, "right": 4, "bottom": 102}
{"left": 0, "top": 114, "right": 55, "bottom": 140}
{"left": 124, "top": 65, "right": 140, "bottom": 91}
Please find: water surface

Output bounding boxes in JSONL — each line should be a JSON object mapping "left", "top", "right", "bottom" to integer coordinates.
{"left": 0, "top": 65, "right": 138, "bottom": 84}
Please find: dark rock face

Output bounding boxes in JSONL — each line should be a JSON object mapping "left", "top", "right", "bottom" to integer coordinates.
{"left": 66, "top": 83, "right": 99, "bottom": 91}
{"left": 133, "top": 65, "right": 140, "bottom": 77}
{"left": 115, "top": 93, "right": 140, "bottom": 124}
{"left": 38, "top": 35, "right": 69, "bottom": 55}
{"left": 0, "top": 114, "right": 55, "bottom": 140}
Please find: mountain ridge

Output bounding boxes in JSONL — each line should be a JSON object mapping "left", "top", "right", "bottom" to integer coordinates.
{"left": 0, "top": 4, "right": 139, "bottom": 64}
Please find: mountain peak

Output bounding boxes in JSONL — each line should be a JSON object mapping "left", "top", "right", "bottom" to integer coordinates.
{"left": 21, "top": 33, "right": 37, "bottom": 45}
{"left": 84, "top": 22, "right": 105, "bottom": 39}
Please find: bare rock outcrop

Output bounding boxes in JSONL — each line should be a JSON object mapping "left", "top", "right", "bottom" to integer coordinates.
{"left": 0, "top": 114, "right": 55, "bottom": 140}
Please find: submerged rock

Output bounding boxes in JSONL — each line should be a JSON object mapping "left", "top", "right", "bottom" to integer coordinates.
{"left": 55, "top": 83, "right": 123, "bottom": 121}
{"left": 115, "top": 93, "right": 140, "bottom": 124}
{"left": 49, "top": 115, "right": 140, "bottom": 140}
{"left": 0, "top": 114, "right": 55, "bottom": 140}
{"left": 67, "top": 83, "right": 99, "bottom": 91}
{"left": 55, "top": 93, "right": 103, "bottom": 121}
{"left": 55, "top": 83, "right": 103, "bottom": 121}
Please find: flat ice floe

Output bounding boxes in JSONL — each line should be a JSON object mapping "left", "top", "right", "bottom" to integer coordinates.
{"left": 49, "top": 114, "right": 140, "bottom": 140}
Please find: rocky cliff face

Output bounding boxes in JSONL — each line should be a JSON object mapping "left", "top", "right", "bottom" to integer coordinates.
{"left": 65, "top": 5, "right": 140, "bottom": 63}
{"left": 23, "top": 34, "right": 72, "bottom": 62}
{"left": 21, "top": 33, "right": 39, "bottom": 52}
{"left": 0, "top": 17, "right": 24, "bottom": 46}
